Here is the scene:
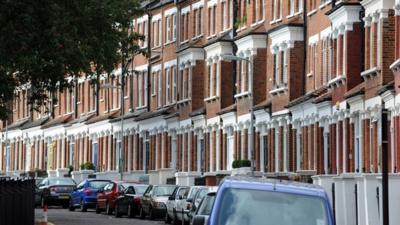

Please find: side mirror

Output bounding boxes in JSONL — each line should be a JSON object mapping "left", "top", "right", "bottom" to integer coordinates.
{"left": 192, "top": 215, "right": 206, "bottom": 225}
{"left": 168, "top": 196, "right": 175, "bottom": 201}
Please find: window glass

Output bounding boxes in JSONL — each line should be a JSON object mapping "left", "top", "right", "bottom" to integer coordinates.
{"left": 48, "top": 178, "right": 76, "bottom": 186}
{"left": 216, "top": 188, "right": 328, "bottom": 225}
{"left": 88, "top": 181, "right": 110, "bottom": 189}
{"left": 197, "top": 195, "right": 215, "bottom": 215}
{"left": 135, "top": 185, "right": 149, "bottom": 195}
{"left": 153, "top": 186, "right": 176, "bottom": 196}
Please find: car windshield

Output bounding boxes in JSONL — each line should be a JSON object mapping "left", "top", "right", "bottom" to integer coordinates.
{"left": 216, "top": 188, "right": 328, "bottom": 225}
{"left": 135, "top": 185, "right": 148, "bottom": 195}
{"left": 153, "top": 186, "right": 176, "bottom": 196}
{"left": 188, "top": 187, "right": 200, "bottom": 199}
{"left": 48, "top": 178, "right": 75, "bottom": 186}
{"left": 89, "top": 181, "right": 110, "bottom": 189}
{"left": 196, "top": 188, "right": 208, "bottom": 200}
{"left": 197, "top": 195, "right": 215, "bottom": 216}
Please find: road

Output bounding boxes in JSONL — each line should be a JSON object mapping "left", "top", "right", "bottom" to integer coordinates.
{"left": 35, "top": 207, "right": 164, "bottom": 225}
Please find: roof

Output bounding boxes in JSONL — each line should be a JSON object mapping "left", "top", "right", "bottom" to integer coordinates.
{"left": 377, "top": 80, "right": 394, "bottom": 95}
{"left": 234, "top": 23, "right": 267, "bottom": 40}
{"left": 20, "top": 117, "right": 49, "bottom": 130}
{"left": 202, "top": 32, "right": 233, "bottom": 48}
{"left": 253, "top": 99, "right": 272, "bottom": 111}
{"left": 41, "top": 114, "right": 72, "bottom": 129}
{"left": 220, "top": 176, "right": 326, "bottom": 197}
{"left": 312, "top": 92, "right": 332, "bottom": 104}
{"left": 134, "top": 107, "right": 174, "bottom": 121}
{"left": 189, "top": 108, "right": 206, "bottom": 117}
{"left": 286, "top": 87, "right": 327, "bottom": 108}
{"left": 344, "top": 82, "right": 365, "bottom": 99}
{"left": 85, "top": 111, "right": 119, "bottom": 125}
{"left": 217, "top": 104, "right": 236, "bottom": 115}
{"left": 3, "top": 119, "right": 29, "bottom": 131}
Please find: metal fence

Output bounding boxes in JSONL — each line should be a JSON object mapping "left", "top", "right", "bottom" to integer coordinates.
{"left": 0, "top": 177, "right": 35, "bottom": 225}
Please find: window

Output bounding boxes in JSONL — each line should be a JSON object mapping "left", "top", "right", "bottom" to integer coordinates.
{"left": 143, "top": 21, "right": 148, "bottom": 47}
{"left": 152, "top": 72, "right": 157, "bottom": 95}
{"left": 138, "top": 73, "right": 143, "bottom": 107}
{"left": 166, "top": 68, "right": 171, "bottom": 104}
{"left": 208, "top": 64, "right": 214, "bottom": 96}
{"left": 166, "top": 16, "right": 171, "bottom": 42}
{"left": 282, "top": 50, "right": 288, "bottom": 84}
{"left": 222, "top": 1, "right": 228, "bottom": 30}
{"left": 158, "top": 19, "right": 162, "bottom": 46}
{"left": 153, "top": 21, "right": 157, "bottom": 47}
{"left": 172, "top": 68, "right": 177, "bottom": 102}
{"left": 273, "top": 0, "right": 282, "bottom": 21}
{"left": 208, "top": 6, "right": 217, "bottom": 36}
{"left": 273, "top": 53, "right": 280, "bottom": 85}
{"left": 193, "top": 8, "right": 203, "bottom": 37}
{"left": 157, "top": 71, "right": 162, "bottom": 107}
{"left": 253, "top": 0, "right": 264, "bottom": 23}
{"left": 289, "top": 0, "right": 295, "bottom": 16}
{"left": 172, "top": 14, "right": 177, "bottom": 41}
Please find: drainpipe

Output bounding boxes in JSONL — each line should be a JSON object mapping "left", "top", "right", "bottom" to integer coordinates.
{"left": 232, "top": 0, "right": 239, "bottom": 102}
{"left": 302, "top": 0, "right": 307, "bottom": 96}
{"left": 146, "top": 11, "right": 152, "bottom": 113}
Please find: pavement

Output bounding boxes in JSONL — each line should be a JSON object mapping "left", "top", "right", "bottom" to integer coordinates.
{"left": 35, "top": 207, "right": 164, "bottom": 225}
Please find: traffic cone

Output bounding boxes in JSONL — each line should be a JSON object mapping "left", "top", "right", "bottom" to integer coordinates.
{"left": 39, "top": 205, "right": 48, "bottom": 225}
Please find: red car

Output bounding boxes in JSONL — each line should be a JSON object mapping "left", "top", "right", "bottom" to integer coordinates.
{"left": 95, "top": 181, "right": 138, "bottom": 215}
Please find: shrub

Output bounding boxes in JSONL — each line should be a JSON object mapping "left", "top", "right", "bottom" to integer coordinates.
{"left": 232, "top": 160, "right": 241, "bottom": 169}
{"left": 240, "top": 160, "right": 251, "bottom": 167}
{"left": 68, "top": 165, "right": 74, "bottom": 175}
{"left": 80, "top": 162, "right": 95, "bottom": 170}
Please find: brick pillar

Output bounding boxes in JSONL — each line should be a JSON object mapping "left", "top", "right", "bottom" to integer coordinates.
{"left": 255, "top": 131, "right": 260, "bottom": 171}
{"left": 338, "top": 34, "right": 343, "bottom": 76}
{"left": 365, "top": 26, "right": 370, "bottom": 69}
{"left": 243, "top": 128, "right": 248, "bottom": 160}
{"left": 349, "top": 122, "right": 355, "bottom": 173}
{"left": 212, "top": 130, "right": 216, "bottom": 172}
{"left": 338, "top": 121, "right": 343, "bottom": 174}
{"left": 396, "top": 117, "right": 400, "bottom": 172}
{"left": 279, "top": 127, "right": 284, "bottom": 172}
{"left": 372, "top": 122, "right": 378, "bottom": 173}
{"left": 138, "top": 136, "right": 142, "bottom": 170}
{"left": 191, "top": 131, "right": 196, "bottom": 172}
{"left": 204, "top": 132, "right": 209, "bottom": 172}
{"left": 372, "top": 22, "right": 378, "bottom": 68}
{"left": 330, "top": 124, "right": 337, "bottom": 174}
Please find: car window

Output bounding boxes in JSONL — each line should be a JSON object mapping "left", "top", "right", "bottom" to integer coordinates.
{"left": 104, "top": 183, "right": 112, "bottom": 191}
{"left": 125, "top": 186, "right": 135, "bottom": 194}
{"left": 216, "top": 188, "right": 328, "bottom": 225}
{"left": 196, "top": 188, "right": 208, "bottom": 201}
{"left": 77, "top": 181, "right": 85, "bottom": 190}
{"left": 178, "top": 188, "right": 189, "bottom": 199}
{"left": 89, "top": 181, "right": 110, "bottom": 189}
{"left": 153, "top": 186, "right": 176, "bottom": 197}
{"left": 39, "top": 179, "right": 48, "bottom": 187}
{"left": 197, "top": 195, "right": 215, "bottom": 216}
{"left": 135, "top": 185, "right": 148, "bottom": 195}
{"left": 188, "top": 187, "right": 200, "bottom": 199}
{"left": 48, "top": 178, "right": 75, "bottom": 186}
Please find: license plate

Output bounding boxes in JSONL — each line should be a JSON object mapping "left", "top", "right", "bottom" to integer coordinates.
{"left": 59, "top": 195, "right": 69, "bottom": 199}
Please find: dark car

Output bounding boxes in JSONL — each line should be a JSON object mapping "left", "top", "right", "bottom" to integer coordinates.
{"left": 190, "top": 192, "right": 216, "bottom": 225}
{"left": 193, "top": 176, "right": 334, "bottom": 225}
{"left": 114, "top": 184, "right": 149, "bottom": 218}
{"left": 139, "top": 184, "right": 177, "bottom": 220}
{"left": 36, "top": 177, "right": 76, "bottom": 208}
{"left": 34, "top": 178, "right": 45, "bottom": 206}
{"left": 69, "top": 179, "right": 111, "bottom": 212}
{"left": 96, "top": 181, "right": 138, "bottom": 215}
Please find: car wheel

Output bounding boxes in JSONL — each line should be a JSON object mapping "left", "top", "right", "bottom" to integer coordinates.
{"left": 165, "top": 212, "right": 172, "bottom": 224}
{"left": 127, "top": 204, "right": 134, "bottom": 218}
{"left": 149, "top": 207, "right": 155, "bottom": 220}
{"left": 106, "top": 202, "right": 113, "bottom": 215}
{"left": 95, "top": 203, "right": 101, "bottom": 214}
{"left": 139, "top": 206, "right": 146, "bottom": 219}
{"left": 114, "top": 202, "right": 121, "bottom": 218}
{"left": 172, "top": 210, "right": 179, "bottom": 225}
{"left": 80, "top": 200, "right": 87, "bottom": 212}
{"left": 68, "top": 199, "right": 75, "bottom": 211}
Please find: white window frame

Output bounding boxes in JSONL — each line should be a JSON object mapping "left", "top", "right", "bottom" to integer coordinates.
{"left": 152, "top": 72, "right": 156, "bottom": 95}
{"left": 153, "top": 21, "right": 157, "bottom": 47}
{"left": 166, "top": 68, "right": 171, "bottom": 104}
{"left": 283, "top": 50, "right": 288, "bottom": 84}
{"left": 182, "top": 68, "right": 187, "bottom": 99}
{"left": 209, "top": 64, "right": 214, "bottom": 97}
{"left": 158, "top": 19, "right": 162, "bottom": 46}
{"left": 138, "top": 73, "right": 143, "bottom": 107}
{"left": 172, "top": 68, "right": 177, "bottom": 102}
{"left": 172, "top": 14, "right": 177, "bottom": 41}
{"left": 166, "top": 16, "right": 171, "bottom": 43}
{"left": 222, "top": 0, "right": 228, "bottom": 30}
{"left": 157, "top": 71, "right": 162, "bottom": 107}
{"left": 199, "top": 7, "right": 204, "bottom": 35}
{"left": 289, "top": 0, "right": 295, "bottom": 16}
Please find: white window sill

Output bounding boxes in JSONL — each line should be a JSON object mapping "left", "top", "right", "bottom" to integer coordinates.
{"left": 177, "top": 98, "right": 191, "bottom": 105}
{"left": 307, "top": 73, "right": 313, "bottom": 77}
{"left": 327, "top": 75, "right": 346, "bottom": 88}
{"left": 180, "top": 40, "right": 189, "bottom": 45}
{"left": 206, "top": 34, "right": 217, "bottom": 40}
{"left": 191, "top": 34, "right": 203, "bottom": 41}
{"left": 234, "top": 91, "right": 251, "bottom": 99}
{"left": 151, "top": 94, "right": 156, "bottom": 97}
{"left": 204, "top": 96, "right": 219, "bottom": 102}
{"left": 164, "top": 40, "right": 176, "bottom": 46}
{"left": 286, "top": 14, "right": 295, "bottom": 19}
{"left": 251, "top": 20, "right": 264, "bottom": 27}
{"left": 100, "top": 99, "right": 104, "bottom": 102}
{"left": 135, "top": 105, "right": 147, "bottom": 110}
{"left": 361, "top": 67, "right": 380, "bottom": 80}
{"left": 269, "top": 85, "right": 288, "bottom": 96}
{"left": 294, "top": 11, "right": 303, "bottom": 16}
{"left": 307, "top": 9, "right": 317, "bottom": 17}
{"left": 269, "top": 18, "right": 282, "bottom": 25}
{"left": 124, "top": 96, "right": 129, "bottom": 99}
{"left": 390, "top": 58, "right": 400, "bottom": 71}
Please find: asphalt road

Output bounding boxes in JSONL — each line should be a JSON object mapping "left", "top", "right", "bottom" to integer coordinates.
{"left": 35, "top": 207, "right": 165, "bottom": 225}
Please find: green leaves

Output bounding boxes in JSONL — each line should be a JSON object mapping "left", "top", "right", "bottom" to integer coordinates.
{"left": 0, "top": 0, "right": 146, "bottom": 119}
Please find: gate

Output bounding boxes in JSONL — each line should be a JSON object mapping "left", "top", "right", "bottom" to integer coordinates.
{"left": 0, "top": 177, "right": 35, "bottom": 225}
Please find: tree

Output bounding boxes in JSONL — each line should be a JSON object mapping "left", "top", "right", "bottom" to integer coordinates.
{"left": 0, "top": 0, "right": 147, "bottom": 120}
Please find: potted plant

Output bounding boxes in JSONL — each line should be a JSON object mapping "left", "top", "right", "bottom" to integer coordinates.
{"left": 80, "top": 162, "right": 95, "bottom": 171}
{"left": 231, "top": 160, "right": 252, "bottom": 175}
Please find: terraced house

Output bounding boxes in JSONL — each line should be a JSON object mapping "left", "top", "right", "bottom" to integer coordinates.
{"left": 1, "top": 0, "right": 400, "bottom": 224}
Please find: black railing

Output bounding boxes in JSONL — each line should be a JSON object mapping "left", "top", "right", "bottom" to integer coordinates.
{"left": 0, "top": 177, "right": 35, "bottom": 225}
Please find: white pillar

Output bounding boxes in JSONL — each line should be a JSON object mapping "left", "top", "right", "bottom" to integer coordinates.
{"left": 323, "top": 123, "right": 329, "bottom": 174}
{"left": 171, "top": 131, "right": 177, "bottom": 172}
{"left": 107, "top": 134, "right": 112, "bottom": 171}
{"left": 216, "top": 129, "right": 220, "bottom": 171}
{"left": 161, "top": 131, "right": 165, "bottom": 169}
{"left": 196, "top": 131, "right": 203, "bottom": 173}
{"left": 39, "top": 140, "right": 43, "bottom": 170}
{"left": 61, "top": 137, "right": 66, "bottom": 168}
{"left": 155, "top": 132, "right": 159, "bottom": 171}
{"left": 133, "top": 132, "right": 137, "bottom": 170}
{"left": 343, "top": 119, "right": 347, "bottom": 173}
{"left": 275, "top": 127, "right": 279, "bottom": 172}
{"left": 210, "top": 128, "right": 214, "bottom": 172}
{"left": 188, "top": 131, "right": 192, "bottom": 172}
{"left": 127, "top": 133, "right": 132, "bottom": 172}
{"left": 296, "top": 127, "right": 301, "bottom": 172}
{"left": 283, "top": 124, "right": 288, "bottom": 172}
{"left": 260, "top": 132, "right": 266, "bottom": 173}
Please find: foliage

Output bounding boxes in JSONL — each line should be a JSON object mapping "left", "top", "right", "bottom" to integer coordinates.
{"left": 0, "top": 0, "right": 147, "bottom": 119}
{"left": 232, "top": 159, "right": 252, "bottom": 168}
{"left": 80, "top": 162, "right": 95, "bottom": 171}
{"left": 68, "top": 165, "right": 74, "bottom": 175}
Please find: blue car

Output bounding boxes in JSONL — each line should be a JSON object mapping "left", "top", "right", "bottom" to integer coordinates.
{"left": 69, "top": 179, "right": 111, "bottom": 212}
{"left": 192, "top": 176, "right": 334, "bottom": 225}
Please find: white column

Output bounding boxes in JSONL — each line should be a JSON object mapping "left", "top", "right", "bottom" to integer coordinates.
{"left": 336, "top": 121, "right": 339, "bottom": 174}
{"left": 343, "top": 119, "right": 347, "bottom": 173}
{"left": 39, "top": 139, "right": 43, "bottom": 170}
{"left": 107, "top": 134, "right": 112, "bottom": 171}
{"left": 283, "top": 123, "right": 288, "bottom": 172}
{"left": 133, "top": 132, "right": 137, "bottom": 170}
{"left": 25, "top": 142, "right": 31, "bottom": 172}
{"left": 155, "top": 132, "right": 159, "bottom": 171}
{"left": 171, "top": 131, "right": 177, "bottom": 172}
{"left": 83, "top": 135, "right": 87, "bottom": 163}
{"left": 34, "top": 139, "right": 39, "bottom": 169}
{"left": 61, "top": 137, "right": 66, "bottom": 168}
{"left": 216, "top": 128, "right": 220, "bottom": 171}
{"left": 296, "top": 126, "right": 301, "bottom": 172}
{"left": 209, "top": 128, "right": 214, "bottom": 172}
{"left": 323, "top": 121, "right": 329, "bottom": 174}
{"left": 181, "top": 131, "right": 185, "bottom": 171}
{"left": 390, "top": 114, "right": 395, "bottom": 172}
{"left": 188, "top": 130, "right": 192, "bottom": 172}
{"left": 196, "top": 131, "right": 203, "bottom": 173}
{"left": 161, "top": 131, "right": 166, "bottom": 169}
{"left": 127, "top": 133, "right": 133, "bottom": 172}
{"left": 275, "top": 127, "right": 280, "bottom": 172}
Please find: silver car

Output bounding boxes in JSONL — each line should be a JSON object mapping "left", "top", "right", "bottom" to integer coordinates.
{"left": 165, "top": 186, "right": 190, "bottom": 224}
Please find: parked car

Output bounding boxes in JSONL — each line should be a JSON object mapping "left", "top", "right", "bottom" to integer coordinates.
{"left": 36, "top": 177, "right": 76, "bottom": 208}
{"left": 34, "top": 178, "right": 45, "bottom": 206}
{"left": 69, "top": 179, "right": 111, "bottom": 212}
{"left": 139, "top": 184, "right": 177, "bottom": 220}
{"left": 96, "top": 181, "right": 138, "bottom": 215}
{"left": 190, "top": 186, "right": 218, "bottom": 213}
{"left": 192, "top": 176, "right": 334, "bottom": 225}
{"left": 190, "top": 192, "right": 216, "bottom": 225}
{"left": 114, "top": 184, "right": 149, "bottom": 218}
{"left": 165, "top": 186, "right": 190, "bottom": 224}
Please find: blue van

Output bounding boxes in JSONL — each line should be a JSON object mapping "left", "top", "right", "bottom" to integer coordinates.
{"left": 193, "top": 176, "right": 334, "bottom": 225}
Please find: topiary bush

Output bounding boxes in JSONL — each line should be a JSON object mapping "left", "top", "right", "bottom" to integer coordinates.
{"left": 232, "top": 160, "right": 241, "bottom": 169}
{"left": 240, "top": 160, "right": 251, "bottom": 167}
{"left": 80, "top": 162, "right": 95, "bottom": 170}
